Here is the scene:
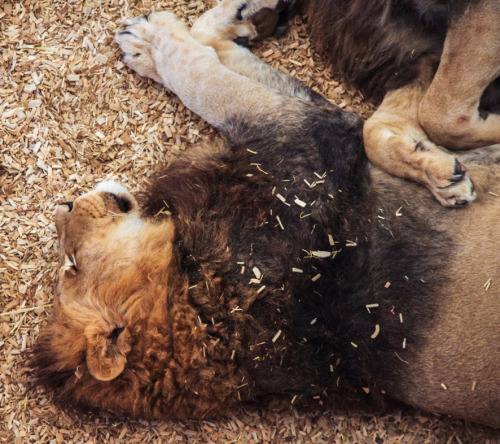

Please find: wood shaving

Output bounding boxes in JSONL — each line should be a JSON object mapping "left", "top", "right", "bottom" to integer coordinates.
{"left": 272, "top": 330, "right": 282, "bottom": 343}
{"left": 311, "top": 250, "right": 332, "bottom": 258}
{"left": 483, "top": 278, "right": 492, "bottom": 291}
{"left": 370, "top": 324, "right": 380, "bottom": 339}
{"left": 294, "top": 196, "right": 307, "bottom": 207}
{"left": 252, "top": 267, "right": 262, "bottom": 280}
{"left": 366, "top": 303, "right": 379, "bottom": 313}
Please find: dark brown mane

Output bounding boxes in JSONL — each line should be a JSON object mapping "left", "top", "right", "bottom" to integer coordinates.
{"left": 306, "top": 0, "right": 449, "bottom": 103}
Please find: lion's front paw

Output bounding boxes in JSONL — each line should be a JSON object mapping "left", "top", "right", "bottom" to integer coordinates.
{"left": 419, "top": 143, "right": 476, "bottom": 207}
{"left": 116, "top": 12, "right": 189, "bottom": 84}
{"left": 191, "top": 0, "right": 293, "bottom": 46}
{"left": 429, "top": 164, "right": 476, "bottom": 207}
{"left": 431, "top": 176, "right": 476, "bottom": 207}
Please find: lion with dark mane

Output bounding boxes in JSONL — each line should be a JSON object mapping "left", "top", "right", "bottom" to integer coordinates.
{"left": 33, "top": 0, "right": 500, "bottom": 427}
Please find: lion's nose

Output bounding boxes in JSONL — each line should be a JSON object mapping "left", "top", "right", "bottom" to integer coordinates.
{"left": 59, "top": 201, "right": 74, "bottom": 213}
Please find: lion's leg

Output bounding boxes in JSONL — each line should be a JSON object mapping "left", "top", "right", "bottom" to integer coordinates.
{"left": 116, "top": 12, "right": 290, "bottom": 139}
{"left": 418, "top": 0, "right": 500, "bottom": 148}
{"left": 190, "top": 0, "right": 332, "bottom": 108}
{"left": 364, "top": 82, "right": 476, "bottom": 207}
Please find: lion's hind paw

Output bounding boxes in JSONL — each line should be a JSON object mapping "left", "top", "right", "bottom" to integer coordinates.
{"left": 191, "top": 0, "right": 293, "bottom": 46}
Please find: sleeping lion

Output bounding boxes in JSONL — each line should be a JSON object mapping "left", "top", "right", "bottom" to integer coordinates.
{"left": 33, "top": 0, "right": 500, "bottom": 428}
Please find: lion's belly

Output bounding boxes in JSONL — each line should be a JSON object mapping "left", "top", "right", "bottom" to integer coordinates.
{"left": 376, "top": 173, "right": 500, "bottom": 427}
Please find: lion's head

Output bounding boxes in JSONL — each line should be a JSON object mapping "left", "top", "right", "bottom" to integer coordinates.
{"left": 54, "top": 182, "right": 147, "bottom": 381}
{"left": 33, "top": 181, "right": 243, "bottom": 418}
{"left": 34, "top": 182, "right": 177, "bottom": 387}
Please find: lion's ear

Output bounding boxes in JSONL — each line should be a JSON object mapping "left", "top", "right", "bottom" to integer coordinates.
{"left": 84, "top": 324, "right": 131, "bottom": 381}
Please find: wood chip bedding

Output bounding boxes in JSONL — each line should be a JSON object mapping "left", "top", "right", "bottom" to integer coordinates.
{"left": 1, "top": 0, "right": 499, "bottom": 442}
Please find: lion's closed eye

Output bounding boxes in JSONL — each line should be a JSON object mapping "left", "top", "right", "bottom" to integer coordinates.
{"left": 107, "top": 193, "right": 132, "bottom": 213}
